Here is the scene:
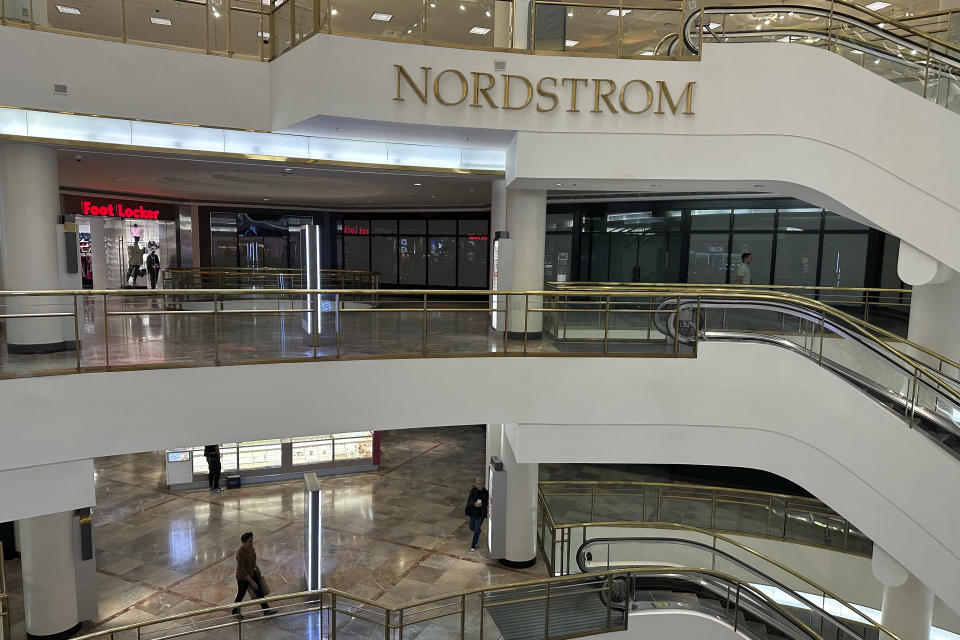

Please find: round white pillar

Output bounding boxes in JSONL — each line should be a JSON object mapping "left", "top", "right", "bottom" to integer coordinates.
{"left": 505, "top": 189, "right": 546, "bottom": 336}
{"left": 499, "top": 427, "right": 538, "bottom": 567}
{"left": 0, "top": 143, "right": 73, "bottom": 352}
{"left": 19, "top": 511, "right": 80, "bottom": 640}
{"left": 872, "top": 545, "right": 934, "bottom": 640}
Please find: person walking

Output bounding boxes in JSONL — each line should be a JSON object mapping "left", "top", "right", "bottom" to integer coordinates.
{"left": 126, "top": 237, "right": 143, "bottom": 286}
{"left": 146, "top": 247, "right": 161, "bottom": 290}
{"left": 735, "top": 252, "right": 753, "bottom": 285}
{"left": 232, "top": 532, "right": 273, "bottom": 616}
{"left": 204, "top": 445, "right": 222, "bottom": 493}
{"left": 464, "top": 477, "right": 489, "bottom": 552}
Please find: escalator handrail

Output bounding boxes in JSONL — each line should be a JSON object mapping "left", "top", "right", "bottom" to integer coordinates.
{"left": 650, "top": 289, "right": 960, "bottom": 406}
{"left": 681, "top": 2, "right": 960, "bottom": 63}
{"left": 577, "top": 535, "right": 874, "bottom": 640}
{"left": 612, "top": 569, "right": 823, "bottom": 640}
{"left": 570, "top": 523, "right": 898, "bottom": 639}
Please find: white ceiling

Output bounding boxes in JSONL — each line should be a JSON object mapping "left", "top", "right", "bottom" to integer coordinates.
{"left": 57, "top": 148, "right": 496, "bottom": 208}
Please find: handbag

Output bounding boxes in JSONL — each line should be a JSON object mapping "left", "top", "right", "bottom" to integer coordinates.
{"left": 253, "top": 567, "right": 270, "bottom": 595}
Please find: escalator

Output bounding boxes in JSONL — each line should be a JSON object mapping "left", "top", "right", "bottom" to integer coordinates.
{"left": 668, "top": 1, "right": 960, "bottom": 113}
{"left": 651, "top": 293, "right": 960, "bottom": 460}
{"left": 574, "top": 536, "right": 891, "bottom": 640}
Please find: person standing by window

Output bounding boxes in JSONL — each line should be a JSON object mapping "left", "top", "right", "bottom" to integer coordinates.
{"left": 204, "top": 445, "right": 222, "bottom": 493}
{"left": 735, "top": 252, "right": 753, "bottom": 285}
{"left": 464, "top": 477, "right": 489, "bottom": 552}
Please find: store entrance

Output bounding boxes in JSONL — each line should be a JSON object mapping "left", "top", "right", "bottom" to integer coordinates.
{"left": 78, "top": 217, "right": 176, "bottom": 289}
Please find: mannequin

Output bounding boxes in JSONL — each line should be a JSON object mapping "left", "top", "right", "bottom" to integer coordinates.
{"left": 126, "top": 237, "right": 143, "bottom": 285}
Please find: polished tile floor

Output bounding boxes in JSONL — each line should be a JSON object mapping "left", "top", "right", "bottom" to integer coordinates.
{"left": 3, "top": 426, "right": 560, "bottom": 640}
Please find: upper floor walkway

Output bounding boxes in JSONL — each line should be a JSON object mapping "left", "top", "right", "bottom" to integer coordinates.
{"left": 1, "top": 285, "right": 960, "bottom": 613}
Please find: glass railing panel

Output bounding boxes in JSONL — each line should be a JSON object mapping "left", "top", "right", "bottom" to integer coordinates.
{"left": 543, "top": 491, "right": 593, "bottom": 524}
{"left": 2, "top": 0, "right": 31, "bottom": 24}
{"left": 537, "top": 4, "right": 619, "bottom": 56}
{"left": 209, "top": 1, "right": 230, "bottom": 53}
{"left": 818, "top": 325, "right": 913, "bottom": 400}
{"left": 215, "top": 292, "right": 314, "bottom": 364}
{"left": 712, "top": 493, "right": 772, "bottom": 536}
{"left": 330, "top": 0, "right": 423, "bottom": 41}
{"left": 620, "top": 8, "right": 681, "bottom": 56}
{"left": 659, "top": 493, "right": 714, "bottom": 530}
{"left": 0, "top": 294, "right": 80, "bottom": 377}
{"left": 426, "top": 0, "right": 504, "bottom": 48}
{"left": 783, "top": 507, "right": 848, "bottom": 550}
{"left": 336, "top": 296, "right": 426, "bottom": 357}
{"left": 295, "top": 0, "right": 317, "bottom": 44}
{"left": 424, "top": 306, "right": 502, "bottom": 355}
{"left": 593, "top": 489, "right": 646, "bottom": 522}
{"left": 43, "top": 0, "right": 124, "bottom": 38}
{"left": 125, "top": 0, "right": 207, "bottom": 50}
{"left": 274, "top": 0, "right": 294, "bottom": 54}
{"left": 231, "top": 4, "right": 268, "bottom": 59}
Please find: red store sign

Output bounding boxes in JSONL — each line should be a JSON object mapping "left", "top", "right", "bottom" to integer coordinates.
{"left": 81, "top": 200, "right": 160, "bottom": 220}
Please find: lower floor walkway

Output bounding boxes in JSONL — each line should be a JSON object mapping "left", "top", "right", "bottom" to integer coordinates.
{"left": 0, "top": 426, "right": 834, "bottom": 640}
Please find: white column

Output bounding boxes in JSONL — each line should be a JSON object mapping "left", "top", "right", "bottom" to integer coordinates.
{"left": 505, "top": 188, "right": 546, "bottom": 335}
{"left": 898, "top": 242, "right": 960, "bottom": 376}
{"left": 18, "top": 511, "right": 80, "bottom": 639}
{"left": 499, "top": 425, "right": 538, "bottom": 567}
{"left": 872, "top": 545, "right": 934, "bottom": 640}
{"left": 490, "top": 179, "right": 507, "bottom": 287}
{"left": 0, "top": 143, "right": 73, "bottom": 352}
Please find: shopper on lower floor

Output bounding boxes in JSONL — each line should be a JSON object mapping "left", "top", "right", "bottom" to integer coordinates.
{"left": 205, "top": 445, "right": 222, "bottom": 492}
{"left": 232, "top": 532, "right": 274, "bottom": 616}
{"left": 464, "top": 476, "right": 489, "bottom": 552}
{"left": 146, "top": 248, "right": 161, "bottom": 289}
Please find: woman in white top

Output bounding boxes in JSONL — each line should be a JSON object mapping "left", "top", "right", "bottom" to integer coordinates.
{"left": 736, "top": 252, "right": 752, "bottom": 285}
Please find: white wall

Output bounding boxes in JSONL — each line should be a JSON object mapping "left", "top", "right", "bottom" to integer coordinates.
{"left": 0, "top": 344, "right": 959, "bottom": 613}
{"left": 0, "top": 28, "right": 269, "bottom": 130}
{"left": 0, "top": 460, "right": 95, "bottom": 522}
{"left": 270, "top": 36, "right": 960, "bottom": 271}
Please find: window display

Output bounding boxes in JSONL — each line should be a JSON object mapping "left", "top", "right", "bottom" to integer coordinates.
{"left": 292, "top": 436, "right": 334, "bottom": 465}
{"left": 238, "top": 440, "right": 283, "bottom": 470}
{"left": 167, "top": 432, "right": 378, "bottom": 490}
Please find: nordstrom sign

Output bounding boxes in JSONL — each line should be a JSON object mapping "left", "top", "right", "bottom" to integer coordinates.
{"left": 393, "top": 65, "right": 695, "bottom": 115}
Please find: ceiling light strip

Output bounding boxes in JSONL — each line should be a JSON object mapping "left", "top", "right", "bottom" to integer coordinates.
{"left": 0, "top": 107, "right": 506, "bottom": 172}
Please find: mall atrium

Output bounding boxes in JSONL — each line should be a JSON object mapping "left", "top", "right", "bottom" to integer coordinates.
{"left": 0, "top": 2, "right": 959, "bottom": 640}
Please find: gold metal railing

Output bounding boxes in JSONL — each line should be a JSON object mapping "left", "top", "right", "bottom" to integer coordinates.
{"left": 682, "top": 0, "right": 960, "bottom": 113}
{"left": 568, "top": 523, "right": 898, "bottom": 640}
{"left": 537, "top": 480, "right": 873, "bottom": 573}
{"left": 64, "top": 566, "right": 854, "bottom": 640}
{"left": 0, "top": 0, "right": 698, "bottom": 61}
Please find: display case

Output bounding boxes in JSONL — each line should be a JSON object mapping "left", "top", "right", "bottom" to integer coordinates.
{"left": 165, "top": 432, "right": 378, "bottom": 490}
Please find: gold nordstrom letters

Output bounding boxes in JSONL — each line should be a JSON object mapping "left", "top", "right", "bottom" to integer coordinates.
{"left": 394, "top": 65, "right": 695, "bottom": 116}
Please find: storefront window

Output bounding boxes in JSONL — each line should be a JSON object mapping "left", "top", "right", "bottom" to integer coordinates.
{"left": 371, "top": 236, "right": 398, "bottom": 284}
{"left": 428, "top": 236, "right": 457, "bottom": 286}
{"left": 688, "top": 234, "right": 729, "bottom": 283}
{"left": 821, "top": 234, "right": 869, "bottom": 287}
{"left": 399, "top": 236, "right": 427, "bottom": 284}
{"left": 458, "top": 237, "right": 488, "bottom": 287}
{"left": 343, "top": 235, "right": 370, "bottom": 272}
{"left": 778, "top": 208, "right": 822, "bottom": 231}
{"left": 733, "top": 208, "right": 776, "bottom": 230}
{"left": 774, "top": 233, "right": 819, "bottom": 286}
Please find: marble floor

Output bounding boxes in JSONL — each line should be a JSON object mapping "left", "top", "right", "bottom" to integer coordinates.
{"left": 3, "top": 426, "right": 560, "bottom": 640}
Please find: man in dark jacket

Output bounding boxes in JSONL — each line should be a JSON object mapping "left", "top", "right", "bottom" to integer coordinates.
{"left": 204, "top": 445, "right": 222, "bottom": 493}
{"left": 464, "top": 476, "right": 489, "bottom": 552}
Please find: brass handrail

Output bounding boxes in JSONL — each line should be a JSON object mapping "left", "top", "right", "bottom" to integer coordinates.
{"left": 68, "top": 566, "right": 827, "bottom": 640}
{"left": 572, "top": 523, "right": 896, "bottom": 639}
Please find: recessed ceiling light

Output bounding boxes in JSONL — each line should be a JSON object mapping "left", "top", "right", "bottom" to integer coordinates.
{"left": 554, "top": 183, "right": 563, "bottom": 186}
{"left": 331, "top": 8, "right": 338, "bottom": 15}
{"left": 865, "top": 1, "right": 890, "bottom": 9}
{"left": 485, "top": 10, "right": 491, "bottom": 17}
{"left": 469, "top": 26, "right": 490, "bottom": 34}
{"left": 459, "top": 3, "right": 466, "bottom": 9}
{"left": 150, "top": 16, "right": 172, "bottom": 25}
{"left": 567, "top": 10, "right": 573, "bottom": 16}
{"left": 707, "top": 22, "right": 721, "bottom": 29}
{"left": 370, "top": 12, "right": 392, "bottom": 21}
{"left": 263, "top": 197, "right": 271, "bottom": 201}
{"left": 641, "top": 50, "right": 654, "bottom": 55}
{"left": 877, "top": 22, "right": 885, "bottom": 27}
{"left": 429, "top": 2, "right": 436, "bottom": 6}
{"left": 565, "top": 39, "right": 579, "bottom": 47}
{"left": 413, "top": 183, "right": 422, "bottom": 186}
{"left": 606, "top": 9, "right": 631, "bottom": 16}
{"left": 755, "top": 25, "right": 762, "bottom": 30}
{"left": 56, "top": 5, "right": 81, "bottom": 14}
